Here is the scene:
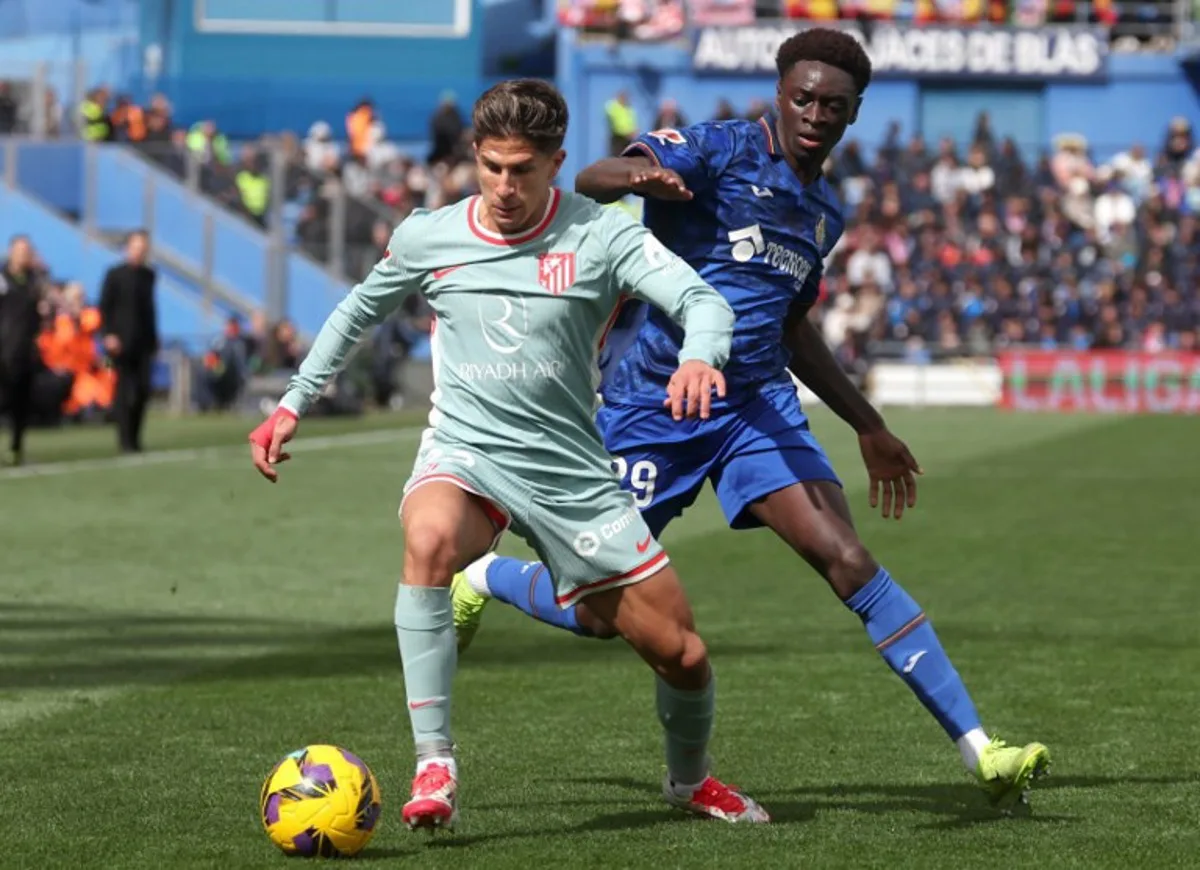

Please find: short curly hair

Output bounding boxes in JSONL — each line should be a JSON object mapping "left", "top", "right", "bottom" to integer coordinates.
{"left": 776, "top": 28, "right": 872, "bottom": 95}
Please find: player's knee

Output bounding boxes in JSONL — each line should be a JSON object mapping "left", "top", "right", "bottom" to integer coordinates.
{"left": 403, "top": 521, "right": 460, "bottom": 578}
{"left": 663, "top": 630, "right": 709, "bottom": 690}
{"left": 826, "top": 540, "right": 879, "bottom": 596}
{"left": 644, "top": 627, "right": 708, "bottom": 689}
{"left": 679, "top": 630, "right": 708, "bottom": 675}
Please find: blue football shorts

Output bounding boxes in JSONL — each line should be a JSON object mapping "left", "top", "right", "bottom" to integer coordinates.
{"left": 598, "top": 383, "right": 842, "bottom": 537}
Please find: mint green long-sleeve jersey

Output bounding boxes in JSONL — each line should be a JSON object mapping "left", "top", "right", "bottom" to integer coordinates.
{"left": 280, "top": 189, "right": 733, "bottom": 483}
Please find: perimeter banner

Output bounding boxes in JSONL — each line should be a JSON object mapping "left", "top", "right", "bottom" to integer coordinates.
{"left": 691, "top": 22, "right": 1109, "bottom": 82}
{"left": 998, "top": 350, "right": 1200, "bottom": 413}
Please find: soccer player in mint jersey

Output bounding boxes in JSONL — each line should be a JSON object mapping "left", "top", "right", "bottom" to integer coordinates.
{"left": 452, "top": 31, "right": 1050, "bottom": 809}
{"left": 248, "top": 79, "right": 770, "bottom": 830}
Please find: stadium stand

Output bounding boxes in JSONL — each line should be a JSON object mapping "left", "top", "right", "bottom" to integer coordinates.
{"left": 1, "top": 0, "right": 1196, "bottom": 420}
{"left": 557, "top": 0, "right": 1179, "bottom": 49}
{"left": 6, "top": 93, "right": 1195, "bottom": 414}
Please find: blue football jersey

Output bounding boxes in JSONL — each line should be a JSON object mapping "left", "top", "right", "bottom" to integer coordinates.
{"left": 598, "top": 115, "right": 845, "bottom": 408}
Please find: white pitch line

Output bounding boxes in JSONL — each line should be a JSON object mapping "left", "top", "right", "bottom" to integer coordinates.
{"left": 0, "top": 425, "right": 424, "bottom": 481}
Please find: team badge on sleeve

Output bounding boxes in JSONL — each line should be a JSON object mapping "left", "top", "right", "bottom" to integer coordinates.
{"left": 815, "top": 214, "right": 827, "bottom": 253}
{"left": 648, "top": 128, "right": 686, "bottom": 145}
{"left": 538, "top": 252, "right": 576, "bottom": 296}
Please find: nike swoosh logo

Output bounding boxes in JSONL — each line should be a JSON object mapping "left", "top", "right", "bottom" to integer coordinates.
{"left": 432, "top": 264, "right": 465, "bottom": 280}
{"left": 636, "top": 535, "right": 652, "bottom": 554}
{"left": 408, "top": 698, "right": 440, "bottom": 710}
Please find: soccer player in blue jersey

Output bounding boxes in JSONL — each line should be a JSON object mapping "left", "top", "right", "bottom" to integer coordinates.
{"left": 452, "top": 29, "right": 1050, "bottom": 808}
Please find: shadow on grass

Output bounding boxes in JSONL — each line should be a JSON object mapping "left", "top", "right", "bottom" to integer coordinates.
{"left": 557, "top": 772, "right": 1200, "bottom": 831}
{"left": 771, "top": 773, "right": 1199, "bottom": 829}
{"left": 0, "top": 601, "right": 783, "bottom": 691}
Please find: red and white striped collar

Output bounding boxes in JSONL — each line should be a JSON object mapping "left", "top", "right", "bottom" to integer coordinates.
{"left": 467, "top": 188, "right": 562, "bottom": 247}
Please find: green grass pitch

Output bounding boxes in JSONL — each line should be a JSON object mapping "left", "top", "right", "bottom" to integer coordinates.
{"left": 1, "top": 407, "right": 1197, "bottom": 868}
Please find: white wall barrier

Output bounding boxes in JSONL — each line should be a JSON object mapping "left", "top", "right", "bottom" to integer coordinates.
{"left": 865, "top": 361, "right": 1002, "bottom": 408}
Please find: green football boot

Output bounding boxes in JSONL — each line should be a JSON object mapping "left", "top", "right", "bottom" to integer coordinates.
{"left": 975, "top": 738, "right": 1051, "bottom": 809}
{"left": 449, "top": 571, "right": 490, "bottom": 654}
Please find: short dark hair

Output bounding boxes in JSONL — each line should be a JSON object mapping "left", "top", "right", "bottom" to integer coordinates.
{"left": 776, "top": 28, "right": 872, "bottom": 95}
{"left": 126, "top": 228, "right": 149, "bottom": 244}
{"left": 472, "top": 78, "right": 569, "bottom": 154}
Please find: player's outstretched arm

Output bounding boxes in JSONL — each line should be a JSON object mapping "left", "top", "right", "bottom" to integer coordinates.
{"left": 576, "top": 155, "right": 692, "bottom": 204}
{"left": 248, "top": 231, "right": 420, "bottom": 482}
{"left": 784, "top": 298, "right": 922, "bottom": 518}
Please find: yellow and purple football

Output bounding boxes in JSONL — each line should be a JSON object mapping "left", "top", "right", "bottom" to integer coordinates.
{"left": 260, "top": 744, "right": 381, "bottom": 858}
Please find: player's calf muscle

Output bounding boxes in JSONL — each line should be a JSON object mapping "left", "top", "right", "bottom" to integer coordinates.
{"left": 753, "top": 481, "right": 879, "bottom": 598}
{"left": 587, "top": 568, "right": 709, "bottom": 689}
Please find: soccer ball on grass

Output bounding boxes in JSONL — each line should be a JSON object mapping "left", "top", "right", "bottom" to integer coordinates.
{"left": 260, "top": 744, "right": 382, "bottom": 858}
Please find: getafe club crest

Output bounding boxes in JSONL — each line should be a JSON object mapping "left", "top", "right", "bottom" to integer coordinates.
{"left": 538, "top": 252, "right": 576, "bottom": 296}
{"left": 815, "top": 214, "right": 827, "bottom": 253}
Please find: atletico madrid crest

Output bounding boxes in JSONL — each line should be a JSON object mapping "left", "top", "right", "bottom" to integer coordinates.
{"left": 538, "top": 252, "right": 576, "bottom": 296}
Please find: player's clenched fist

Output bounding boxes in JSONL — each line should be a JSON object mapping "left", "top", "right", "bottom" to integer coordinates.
{"left": 664, "top": 359, "right": 726, "bottom": 421}
{"left": 630, "top": 167, "right": 693, "bottom": 201}
{"left": 249, "top": 406, "right": 298, "bottom": 482}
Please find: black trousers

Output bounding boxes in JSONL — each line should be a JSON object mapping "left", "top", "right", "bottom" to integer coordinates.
{"left": 114, "top": 357, "right": 152, "bottom": 451}
{"left": 0, "top": 371, "right": 32, "bottom": 454}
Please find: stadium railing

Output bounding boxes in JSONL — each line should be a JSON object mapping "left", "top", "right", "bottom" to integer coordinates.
{"left": 1, "top": 62, "right": 418, "bottom": 284}
{"left": 0, "top": 137, "right": 350, "bottom": 336}
{"left": 0, "top": 179, "right": 234, "bottom": 336}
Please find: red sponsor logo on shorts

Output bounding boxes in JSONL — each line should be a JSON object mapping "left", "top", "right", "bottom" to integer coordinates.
{"left": 636, "top": 535, "right": 652, "bottom": 554}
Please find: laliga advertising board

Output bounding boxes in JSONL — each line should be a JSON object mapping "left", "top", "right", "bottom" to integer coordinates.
{"left": 998, "top": 351, "right": 1200, "bottom": 414}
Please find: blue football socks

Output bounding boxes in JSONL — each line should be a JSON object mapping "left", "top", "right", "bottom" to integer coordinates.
{"left": 846, "top": 567, "right": 982, "bottom": 741}
{"left": 484, "top": 556, "right": 592, "bottom": 636}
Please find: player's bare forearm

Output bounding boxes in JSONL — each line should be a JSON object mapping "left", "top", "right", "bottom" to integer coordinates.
{"left": 785, "top": 307, "right": 884, "bottom": 435}
{"left": 575, "top": 156, "right": 654, "bottom": 203}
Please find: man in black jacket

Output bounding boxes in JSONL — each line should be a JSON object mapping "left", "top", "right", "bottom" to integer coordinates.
{"left": 99, "top": 229, "right": 158, "bottom": 453}
{"left": 0, "top": 235, "right": 42, "bottom": 466}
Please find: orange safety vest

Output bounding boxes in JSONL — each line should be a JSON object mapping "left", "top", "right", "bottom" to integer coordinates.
{"left": 113, "top": 104, "right": 147, "bottom": 141}
{"left": 346, "top": 106, "right": 373, "bottom": 158}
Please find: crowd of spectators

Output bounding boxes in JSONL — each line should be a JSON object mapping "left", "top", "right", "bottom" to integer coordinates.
{"left": 4, "top": 50, "right": 1200, "bottom": 422}
{"left": 0, "top": 225, "right": 316, "bottom": 430}
{"left": 560, "top": 0, "right": 1177, "bottom": 49}
{"left": 60, "top": 87, "right": 477, "bottom": 284}
{"left": 1, "top": 82, "right": 452, "bottom": 416}
{"left": 0, "top": 235, "right": 115, "bottom": 431}
{"left": 815, "top": 112, "right": 1200, "bottom": 368}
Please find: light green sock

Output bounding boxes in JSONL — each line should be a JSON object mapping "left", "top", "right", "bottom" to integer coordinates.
{"left": 656, "top": 674, "right": 714, "bottom": 788}
{"left": 394, "top": 584, "right": 456, "bottom": 761}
